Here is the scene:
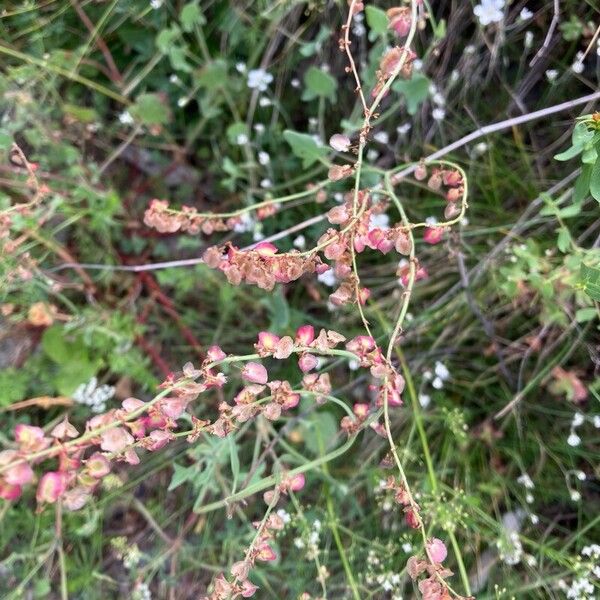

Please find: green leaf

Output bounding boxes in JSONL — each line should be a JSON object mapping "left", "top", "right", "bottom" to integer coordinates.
{"left": 581, "top": 145, "right": 598, "bottom": 165}
{"left": 130, "top": 93, "right": 170, "bottom": 126}
{"left": 302, "top": 66, "right": 337, "bottom": 102}
{"left": 575, "top": 307, "right": 597, "bottom": 323}
{"left": 63, "top": 103, "right": 98, "bottom": 123}
{"left": 557, "top": 227, "right": 571, "bottom": 253}
{"left": 590, "top": 146, "right": 600, "bottom": 202}
{"left": 168, "top": 46, "right": 192, "bottom": 73}
{"left": 365, "top": 5, "right": 388, "bottom": 36}
{"left": 580, "top": 263, "right": 600, "bottom": 301}
{"left": 283, "top": 130, "right": 328, "bottom": 168}
{"left": 0, "top": 132, "right": 13, "bottom": 150}
{"left": 168, "top": 463, "right": 196, "bottom": 490}
{"left": 197, "top": 60, "right": 228, "bottom": 91}
{"left": 573, "top": 164, "right": 592, "bottom": 204}
{"left": 302, "top": 411, "right": 338, "bottom": 455}
{"left": 392, "top": 73, "right": 431, "bottom": 115}
{"left": 156, "top": 26, "right": 180, "bottom": 54}
{"left": 180, "top": 1, "right": 205, "bottom": 31}
{"left": 553, "top": 144, "right": 583, "bottom": 161}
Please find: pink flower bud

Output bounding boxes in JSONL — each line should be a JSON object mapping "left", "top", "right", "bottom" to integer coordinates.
{"left": 298, "top": 353, "right": 318, "bottom": 373}
{"left": 242, "top": 362, "right": 268, "bottom": 385}
{"left": 414, "top": 164, "right": 427, "bottom": 181}
{"left": 327, "top": 205, "right": 349, "bottom": 224}
{"left": 5, "top": 461, "right": 34, "bottom": 486}
{"left": 207, "top": 345, "right": 227, "bottom": 362}
{"left": 231, "top": 560, "right": 250, "bottom": 580}
{"left": 254, "top": 241, "right": 278, "bottom": 256}
{"left": 145, "top": 430, "right": 174, "bottom": 451}
{"left": 329, "top": 133, "right": 351, "bottom": 152}
{"left": 123, "top": 448, "right": 140, "bottom": 465}
{"left": 288, "top": 473, "right": 305, "bottom": 492}
{"left": 86, "top": 452, "right": 111, "bottom": 478}
{"left": 100, "top": 427, "right": 134, "bottom": 454}
{"left": 0, "top": 480, "right": 22, "bottom": 500}
{"left": 423, "top": 227, "right": 445, "bottom": 245}
{"left": 426, "top": 538, "right": 448, "bottom": 563}
{"left": 263, "top": 403, "right": 282, "bottom": 421}
{"left": 36, "top": 471, "right": 67, "bottom": 504}
{"left": 296, "top": 325, "right": 315, "bottom": 346}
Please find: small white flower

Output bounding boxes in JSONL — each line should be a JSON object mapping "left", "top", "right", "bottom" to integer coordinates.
{"left": 519, "top": 7, "right": 533, "bottom": 20}
{"left": 260, "top": 178, "right": 272, "bottom": 189}
{"left": 254, "top": 123, "right": 265, "bottom": 134}
{"left": 432, "top": 107, "right": 446, "bottom": 121}
{"left": 276, "top": 508, "right": 291, "bottom": 524}
{"left": 572, "top": 412, "right": 584, "bottom": 428}
{"left": 524, "top": 31, "right": 534, "bottom": 48}
{"left": 434, "top": 361, "right": 450, "bottom": 380}
{"left": 474, "top": 142, "right": 488, "bottom": 155}
{"left": 412, "top": 59, "right": 423, "bottom": 71}
{"left": 317, "top": 268, "right": 337, "bottom": 287}
{"left": 333, "top": 192, "right": 344, "bottom": 203}
{"left": 396, "top": 123, "right": 411, "bottom": 136}
{"left": 402, "top": 542, "right": 413, "bottom": 553}
{"left": 576, "top": 470, "right": 586, "bottom": 481}
{"left": 150, "top": 0, "right": 162, "bottom": 9}
{"left": 464, "top": 45, "right": 476, "bottom": 55}
{"left": 235, "top": 133, "right": 249, "bottom": 145}
{"left": 258, "top": 151, "right": 270, "bottom": 165}
{"left": 373, "top": 131, "right": 389, "bottom": 144}
{"left": 247, "top": 69, "right": 273, "bottom": 92}
{"left": 119, "top": 110, "right": 134, "bottom": 125}
{"left": 291, "top": 78, "right": 300, "bottom": 88}
{"left": 235, "top": 62, "right": 246, "bottom": 73}
{"left": 348, "top": 358, "right": 360, "bottom": 371}
{"left": 530, "top": 514, "right": 539, "bottom": 524}
{"left": 423, "top": 370, "right": 432, "bottom": 381}
{"left": 525, "top": 493, "right": 534, "bottom": 504}
{"left": 594, "top": 415, "right": 600, "bottom": 428}
{"left": 432, "top": 376, "right": 444, "bottom": 390}
{"left": 517, "top": 473, "right": 534, "bottom": 489}
{"left": 419, "top": 394, "right": 431, "bottom": 408}
{"left": 570, "top": 490, "right": 581, "bottom": 502}
{"left": 571, "top": 52, "right": 584, "bottom": 75}
{"left": 473, "top": 0, "right": 505, "bottom": 26}
{"left": 177, "top": 97, "right": 189, "bottom": 107}
{"left": 545, "top": 69, "right": 558, "bottom": 82}
{"left": 432, "top": 92, "right": 446, "bottom": 107}
{"left": 425, "top": 216, "right": 438, "bottom": 226}
{"left": 233, "top": 212, "right": 256, "bottom": 233}
{"left": 567, "top": 432, "right": 581, "bottom": 447}
{"left": 293, "top": 235, "right": 306, "bottom": 249}
{"left": 169, "top": 74, "right": 180, "bottom": 84}
{"left": 258, "top": 96, "right": 272, "bottom": 107}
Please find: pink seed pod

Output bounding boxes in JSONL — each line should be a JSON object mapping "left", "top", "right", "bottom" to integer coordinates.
{"left": 100, "top": 427, "right": 134, "bottom": 454}
{"left": 241, "top": 581, "right": 259, "bottom": 597}
{"left": 273, "top": 336, "right": 294, "bottom": 359}
{"left": 230, "top": 560, "right": 250, "bottom": 580}
{"left": 86, "top": 452, "right": 111, "bottom": 478}
{"left": 353, "top": 403, "right": 369, "bottom": 418}
{"left": 256, "top": 543, "right": 277, "bottom": 562}
{"left": 51, "top": 419, "right": 79, "bottom": 439}
{"left": 327, "top": 205, "right": 349, "bottom": 224}
{"left": 5, "top": 461, "right": 34, "bottom": 486}
{"left": 298, "top": 353, "right": 319, "bottom": 373}
{"left": 288, "top": 473, "right": 305, "bottom": 492}
{"left": 414, "top": 163, "right": 427, "bottom": 181}
{"left": 0, "top": 480, "right": 22, "bottom": 501}
{"left": 254, "top": 241, "right": 278, "bottom": 256}
{"left": 256, "top": 331, "right": 280, "bottom": 354}
{"left": 36, "top": 471, "right": 67, "bottom": 504}
{"left": 63, "top": 487, "right": 90, "bottom": 511}
{"left": 242, "top": 362, "right": 268, "bottom": 385}
{"left": 423, "top": 227, "right": 445, "bottom": 245}
{"left": 122, "top": 397, "right": 145, "bottom": 412}
{"left": 329, "top": 133, "right": 351, "bottom": 152}
{"left": 426, "top": 538, "right": 448, "bottom": 563}
{"left": 296, "top": 325, "right": 315, "bottom": 346}
{"left": 207, "top": 345, "right": 227, "bottom": 362}
{"left": 14, "top": 424, "right": 48, "bottom": 451}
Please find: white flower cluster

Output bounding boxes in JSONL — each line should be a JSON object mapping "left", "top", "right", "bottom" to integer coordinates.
{"left": 497, "top": 531, "right": 523, "bottom": 565}
{"left": 567, "top": 412, "right": 585, "bottom": 447}
{"left": 72, "top": 377, "right": 115, "bottom": 413}
{"left": 558, "top": 545, "right": 600, "bottom": 598}
{"left": 247, "top": 69, "right": 273, "bottom": 92}
{"left": 293, "top": 518, "right": 322, "bottom": 560}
